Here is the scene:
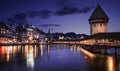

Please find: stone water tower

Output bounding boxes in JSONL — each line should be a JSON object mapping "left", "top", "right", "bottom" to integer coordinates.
{"left": 89, "top": 4, "right": 109, "bottom": 35}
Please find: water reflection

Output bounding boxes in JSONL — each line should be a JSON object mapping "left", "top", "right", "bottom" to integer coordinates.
{"left": 0, "top": 45, "right": 39, "bottom": 69}
{"left": 0, "top": 45, "right": 120, "bottom": 71}
{"left": 107, "top": 56, "right": 115, "bottom": 71}
{"left": 47, "top": 44, "right": 50, "bottom": 55}
{"left": 80, "top": 48, "right": 96, "bottom": 59}
{"left": 40, "top": 44, "right": 43, "bottom": 57}
{"left": 25, "top": 45, "right": 35, "bottom": 69}
{"left": 76, "top": 46, "right": 118, "bottom": 71}
{"left": 0, "top": 46, "right": 18, "bottom": 62}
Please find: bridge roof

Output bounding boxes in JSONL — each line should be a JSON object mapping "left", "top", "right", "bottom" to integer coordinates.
{"left": 89, "top": 32, "right": 120, "bottom": 40}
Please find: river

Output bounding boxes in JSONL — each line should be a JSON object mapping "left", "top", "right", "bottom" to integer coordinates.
{"left": 0, "top": 44, "right": 120, "bottom": 71}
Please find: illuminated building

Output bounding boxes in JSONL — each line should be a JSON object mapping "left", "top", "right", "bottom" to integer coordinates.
{"left": 59, "top": 36, "right": 65, "bottom": 40}
{"left": 27, "top": 26, "right": 43, "bottom": 43}
{"left": 0, "top": 22, "right": 12, "bottom": 43}
{"left": 0, "top": 22, "right": 10, "bottom": 34}
{"left": 33, "top": 28, "right": 40, "bottom": 43}
{"left": 27, "top": 28, "right": 33, "bottom": 42}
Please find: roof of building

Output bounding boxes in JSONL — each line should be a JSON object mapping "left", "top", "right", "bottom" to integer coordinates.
{"left": 89, "top": 4, "right": 109, "bottom": 21}
{"left": 0, "top": 22, "right": 10, "bottom": 30}
{"left": 90, "top": 32, "right": 120, "bottom": 40}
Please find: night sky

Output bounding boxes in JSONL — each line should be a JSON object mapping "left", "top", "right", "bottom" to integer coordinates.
{"left": 0, "top": 0, "right": 120, "bottom": 35}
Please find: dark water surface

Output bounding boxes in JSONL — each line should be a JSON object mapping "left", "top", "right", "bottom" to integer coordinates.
{"left": 0, "top": 45, "right": 120, "bottom": 71}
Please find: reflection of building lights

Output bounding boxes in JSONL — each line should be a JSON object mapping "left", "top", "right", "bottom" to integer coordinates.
{"left": 80, "top": 48, "right": 95, "bottom": 59}
{"left": 8, "top": 46, "right": 12, "bottom": 53}
{"left": 0, "top": 46, "right": 19, "bottom": 62}
{"left": 34, "top": 45, "right": 37, "bottom": 58}
{"left": 77, "top": 47, "right": 80, "bottom": 51}
{"left": 5, "top": 46, "right": 11, "bottom": 62}
{"left": 12, "top": 46, "right": 17, "bottom": 56}
{"left": 83, "top": 56, "right": 88, "bottom": 60}
{"left": 47, "top": 45, "right": 50, "bottom": 55}
{"left": 26, "top": 45, "right": 34, "bottom": 69}
{"left": 6, "top": 51, "right": 10, "bottom": 62}
{"left": 27, "top": 52, "right": 34, "bottom": 69}
{"left": 107, "top": 56, "right": 115, "bottom": 71}
{"left": 40, "top": 41, "right": 44, "bottom": 44}
{"left": 70, "top": 47, "right": 73, "bottom": 52}
{"left": 25, "top": 45, "right": 28, "bottom": 55}
{"left": 40, "top": 45, "right": 43, "bottom": 57}
{"left": 7, "top": 46, "right": 13, "bottom": 62}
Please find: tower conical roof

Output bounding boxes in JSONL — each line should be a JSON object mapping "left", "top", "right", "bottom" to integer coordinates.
{"left": 89, "top": 4, "right": 109, "bottom": 21}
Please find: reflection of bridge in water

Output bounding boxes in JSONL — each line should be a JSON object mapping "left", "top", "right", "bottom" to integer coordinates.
{"left": 52, "top": 41, "right": 120, "bottom": 55}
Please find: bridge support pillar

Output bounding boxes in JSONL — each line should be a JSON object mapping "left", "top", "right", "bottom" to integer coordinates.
{"left": 115, "top": 48, "right": 117, "bottom": 55}
{"left": 100, "top": 49, "right": 108, "bottom": 54}
{"left": 105, "top": 49, "right": 108, "bottom": 54}
{"left": 98, "top": 48, "right": 101, "bottom": 54}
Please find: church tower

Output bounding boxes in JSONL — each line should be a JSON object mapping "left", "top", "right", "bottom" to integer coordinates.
{"left": 89, "top": 4, "right": 109, "bottom": 35}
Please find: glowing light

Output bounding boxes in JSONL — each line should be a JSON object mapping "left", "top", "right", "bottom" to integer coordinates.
{"left": 8, "top": 46, "right": 12, "bottom": 53}
{"left": 80, "top": 48, "right": 95, "bottom": 59}
{"left": 70, "top": 47, "right": 73, "bottom": 52}
{"left": 77, "top": 47, "right": 80, "bottom": 51}
{"left": 6, "top": 51, "right": 10, "bottom": 62}
{"left": 27, "top": 52, "right": 34, "bottom": 69}
{"left": 107, "top": 56, "right": 115, "bottom": 71}
{"left": 40, "top": 45, "right": 43, "bottom": 57}
{"left": 47, "top": 45, "right": 50, "bottom": 55}
{"left": 34, "top": 45, "right": 37, "bottom": 58}
{"left": 26, "top": 45, "right": 34, "bottom": 69}
{"left": 12, "top": 46, "right": 17, "bottom": 56}
{"left": 0, "top": 46, "right": 19, "bottom": 62}
{"left": 27, "top": 29, "right": 33, "bottom": 41}
{"left": 59, "top": 36, "right": 65, "bottom": 40}
{"left": 40, "top": 41, "right": 44, "bottom": 44}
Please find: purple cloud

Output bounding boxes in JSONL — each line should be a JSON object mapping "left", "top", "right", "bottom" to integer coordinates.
{"left": 55, "top": 6, "right": 94, "bottom": 16}
{"left": 28, "top": 10, "right": 53, "bottom": 19}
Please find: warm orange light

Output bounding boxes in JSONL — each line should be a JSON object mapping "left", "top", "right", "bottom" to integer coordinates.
{"left": 80, "top": 48, "right": 95, "bottom": 59}
{"left": 26, "top": 45, "right": 34, "bottom": 69}
{"left": 59, "top": 36, "right": 64, "bottom": 40}
{"left": 107, "top": 56, "right": 115, "bottom": 71}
